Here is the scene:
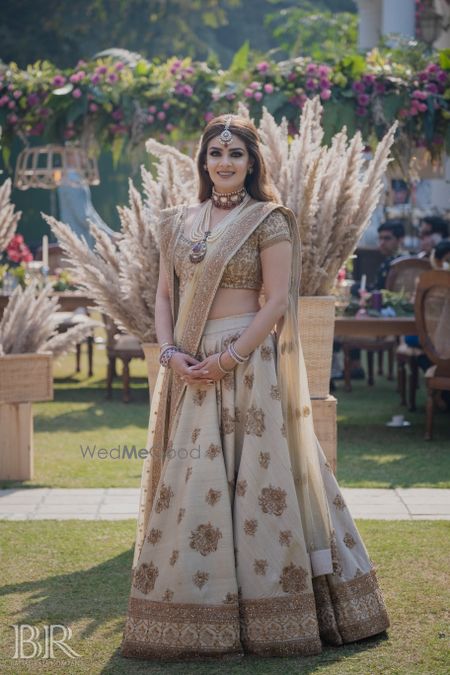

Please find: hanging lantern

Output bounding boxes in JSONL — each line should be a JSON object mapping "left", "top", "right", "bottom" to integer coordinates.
{"left": 14, "top": 145, "right": 100, "bottom": 190}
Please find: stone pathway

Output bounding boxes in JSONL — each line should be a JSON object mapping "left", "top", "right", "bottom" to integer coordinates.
{"left": 0, "top": 487, "right": 449, "bottom": 521}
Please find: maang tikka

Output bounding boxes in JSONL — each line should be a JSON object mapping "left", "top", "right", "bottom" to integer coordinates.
{"left": 218, "top": 114, "right": 234, "bottom": 146}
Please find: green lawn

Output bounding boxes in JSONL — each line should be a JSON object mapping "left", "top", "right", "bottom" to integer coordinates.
{"left": 1, "top": 343, "right": 449, "bottom": 490}
{"left": 0, "top": 520, "right": 448, "bottom": 674}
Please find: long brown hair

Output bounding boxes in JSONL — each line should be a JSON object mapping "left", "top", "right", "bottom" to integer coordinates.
{"left": 196, "top": 114, "right": 277, "bottom": 203}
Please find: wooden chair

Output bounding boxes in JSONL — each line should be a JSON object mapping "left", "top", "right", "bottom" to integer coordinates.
{"left": 104, "top": 315, "right": 144, "bottom": 403}
{"left": 386, "top": 257, "right": 431, "bottom": 411}
{"left": 415, "top": 270, "right": 450, "bottom": 440}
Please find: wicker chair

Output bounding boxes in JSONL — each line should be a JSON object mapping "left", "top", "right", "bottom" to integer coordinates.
{"left": 415, "top": 270, "right": 450, "bottom": 440}
{"left": 104, "top": 315, "right": 144, "bottom": 403}
{"left": 386, "top": 257, "right": 431, "bottom": 411}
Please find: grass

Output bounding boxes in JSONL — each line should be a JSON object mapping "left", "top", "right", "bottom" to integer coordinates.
{"left": 0, "top": 520, "right": 449, "bottom": 674}
{"left": 0, "top": 343, "right": 449, "bottom": 490}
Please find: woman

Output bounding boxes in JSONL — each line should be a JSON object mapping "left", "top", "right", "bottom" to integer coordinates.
{"left": 120, "top": 114, "right": 389, "bottom": 660}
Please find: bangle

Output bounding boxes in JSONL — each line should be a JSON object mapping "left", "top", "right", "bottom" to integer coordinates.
{"left": 230, "top": 339, "right": 249, "bottom": 362}
{"left": 227, "top": 340, "right": 249, "bottom": 364}
{"left": 160, "top": 341, "right": 175, "bottom": 352}
{"left": 159, "top": 346, "right": 179, "bottom": 367}
{"left": 217, "top": 351, "right": 234, "bottom": 374}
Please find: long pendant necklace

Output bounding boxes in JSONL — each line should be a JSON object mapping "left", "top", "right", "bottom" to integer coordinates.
{"left": 188, "top": 193, "right": 250, "bottom": 264}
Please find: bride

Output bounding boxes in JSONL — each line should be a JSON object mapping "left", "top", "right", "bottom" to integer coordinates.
{"left": 120, "top": 113, "right": 389, "bottom": 660}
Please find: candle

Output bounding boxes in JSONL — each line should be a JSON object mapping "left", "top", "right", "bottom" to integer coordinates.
{"left": 360, "top": 274, "right": 367, "bottom": 292}
{"left": 42, "top": 235, "right": 49, "bottom": 269}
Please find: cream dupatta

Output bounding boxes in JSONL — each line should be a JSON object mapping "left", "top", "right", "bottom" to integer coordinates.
{"left": 132, "top": 198, "right": 333, "bottom": 575}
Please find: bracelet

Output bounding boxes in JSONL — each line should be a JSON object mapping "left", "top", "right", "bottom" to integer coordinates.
{"left": 159, "top": 346, "right": 179, "bottom": 367}
{"left": 230, "top": 339, "right": 249, "bottom": 362}
{"left": 217, "top": 351, "right": 234, "bottom": 374}
{"left": 227, "top": 340, "right": 249, "bottom": 364}
{"left": 160, "top": 341, "right": 175, "bottom": 352}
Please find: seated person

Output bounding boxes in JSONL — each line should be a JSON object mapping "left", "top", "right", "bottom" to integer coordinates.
{"left": 374, "top": 220, "right": 408, "bottom": 290}
{"left": 431, "top": 240, "right": 450, "bottom": 270}
{"left": 418, "top": 216, "right": 449, "bottom": 258}
{"left": 335, "top": 220, "right": 407, "bottom": 381}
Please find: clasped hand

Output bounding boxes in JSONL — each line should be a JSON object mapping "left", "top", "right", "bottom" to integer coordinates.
{"left": 170, "top": 351, "right": 232, "bottom": 386}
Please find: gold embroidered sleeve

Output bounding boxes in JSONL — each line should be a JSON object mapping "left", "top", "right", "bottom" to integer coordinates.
{"left": 258, "top": 210, "right": 292, "bottom": 251}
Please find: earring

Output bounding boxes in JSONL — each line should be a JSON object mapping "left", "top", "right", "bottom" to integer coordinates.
{"left": 248, "top": 167, "right": 253, "bottom": 174}
{"left": 203, "top": 165, "right": 208, "bottom": 171}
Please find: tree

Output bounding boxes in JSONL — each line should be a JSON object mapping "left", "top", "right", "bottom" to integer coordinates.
{"left": 266, "top": 0, "right": 357, "bottom": 62}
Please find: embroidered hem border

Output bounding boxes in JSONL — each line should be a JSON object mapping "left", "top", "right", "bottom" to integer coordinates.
{"left": 313, "top": 569, "right": 390, "bottom": 645}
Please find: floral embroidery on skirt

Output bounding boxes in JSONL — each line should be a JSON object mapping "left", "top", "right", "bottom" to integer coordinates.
{"left": 121, "top": 312, "right": 389, "bottom": 660}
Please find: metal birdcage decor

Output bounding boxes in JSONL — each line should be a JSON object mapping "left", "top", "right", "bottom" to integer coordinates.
{"left": 14, "top": 145, "right": 100, "bottom": 190}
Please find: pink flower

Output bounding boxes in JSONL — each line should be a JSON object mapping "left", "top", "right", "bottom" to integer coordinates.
{"left": 147, "top": 114, "right": 155, "bottom": 123}
{"left": 115, "top": 61, "right": 124, "bottom": 71}
{"left": 416, "top": 102, "right": 427, "bottom": 113}
{"left": 254, "top": 91, "right": 263, "bottom": 101}
{"left": 244, "top": 88, "right": 253, "bottom": 97}
{"left": 437, "top": 71, "right": 447, "bottom": 83}
{"left": 27, "top": 93, "right": 39, "bottom": 107}
{"left": 64, "top": 127, "right": 76, "bottom": 139}
{"left": 72, "top": 88, "right": 82, "bottom": 99}
{"left": 362, "top": 74, "right": 375, "bottom": 86}
{"left": 374, "top": 81, "right": 385, "bottom": 94}
{"left": 426, "top": 82, "right": 438, "bottom": 94}
{"left": 250, "top": 81, "right": 261, "bottom": 90}
{"left": 91, "top": 74, "right": 100, "bottom": 85}
{"left": 356, "top": 106, "right": 368, "bottom": 116}
{"left": 163, "top": 101, "right": 170, "bottom": 110}
{"left": 412, "top": 89, "right": 428, "bottom": 100}
{"left": 166, "top": 123, "right": 174, "bottom": 132}
{"left": 148, "top": 105, "right": 157, "bottom": 113}
{"left": 305, "top": 78, "right": 317, "bottom": 90}
{"left": 226, "top": 92, "right": 236, "bottom": 100}
{"left": 0, "top": 95, "right": 9, "bottom": 106}
{"left": 426, "top": 63, "right": 438, "bottom": 73}
{"left": 13, "top": 90, "right": 22, "bottom": 99}
{"left": 263, "top": 83, "right": 274, "bottom": 94}
{"left": 319, "top": 78, "right": 331, "bottom": 89}
{"left": 89, "top": 102, "right": 99, "bottom": 112}
{"left": 203, "top": 111, "right": 214, "bottom": 122}
{"left": 7, "top": 113, "right": 18, "bottom": 124}
{"left": 257, "top": 61, "right": 269, "bottom": 73}
{"left": 157, "top": 111, "right": 166, "bottom": 120}
{"left": 108, "top": 72, "right": 119, "bottom": 83}
{"left": 320, "top": 88, "right": 332, "bottom": 100}
{"left": 8, "top": 100, "right": 16, "bottom": 109}
{"left": 30, "top": 122, "right": 45, "bottom": 136}
{"left": 306, "top": 63, "right": 317, "bottom": 75}
{"left": 318, "top": 65, "right": 331, "bottom": 77}
{"left": 52, "top": 75, "right": 66, "bottom": 87}
{"left": 77, "top": 60, "right": 87, "bottom": 67}
{"left": 111, "top": 109, "right": 123, "bottom": 121}
{"left": 352, "top": 80, "right": 365, "bottom": 93}
{"left": 182, "top": 84, "right": 193, "bottom": 96}
{"left": 97, "top": 66, "right": 107, "bottom": 75}
{"left": 287, "top": 71, "right": 297, "bottom": 82}
{"left": 185, "top": 66, "right": 194, "bottom": 74}
{"left": 357, "top": 93, "right": 370, "bottom": 106}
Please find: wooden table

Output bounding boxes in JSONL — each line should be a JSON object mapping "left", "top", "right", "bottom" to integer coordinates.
{"left": 334, "top": 315, "right": 417, "bottom": 338}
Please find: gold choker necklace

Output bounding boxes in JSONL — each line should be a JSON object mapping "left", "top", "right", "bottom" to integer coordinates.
{"left": 211, "top": 187, "right": 247, "bottom": 209}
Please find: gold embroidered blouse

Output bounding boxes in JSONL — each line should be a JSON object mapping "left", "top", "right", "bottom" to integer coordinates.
{"left": 174, "top": 209, "right": 291, "bottom": 293}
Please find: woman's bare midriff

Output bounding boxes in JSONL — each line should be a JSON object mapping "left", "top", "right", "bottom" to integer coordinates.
{"left": 207, "top": 288, "right": 261, "bottom": 319}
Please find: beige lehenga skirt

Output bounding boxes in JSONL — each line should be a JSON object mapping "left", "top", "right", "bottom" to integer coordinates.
{"left": 120, "top": 311, "right": 389, "bottom": 660}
